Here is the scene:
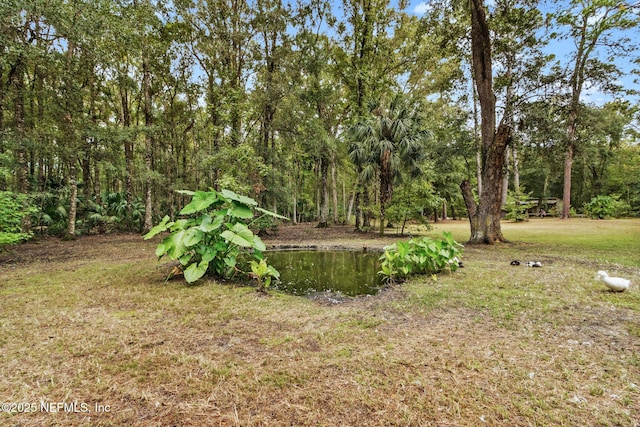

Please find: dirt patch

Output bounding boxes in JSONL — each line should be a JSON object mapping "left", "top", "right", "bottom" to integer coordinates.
{"left": 0, "top": 233, "right": 148, "bottom": 265}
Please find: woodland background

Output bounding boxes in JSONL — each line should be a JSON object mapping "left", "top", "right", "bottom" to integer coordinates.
{"left": 1, "top": 0, "right": 639, "bottom": 239}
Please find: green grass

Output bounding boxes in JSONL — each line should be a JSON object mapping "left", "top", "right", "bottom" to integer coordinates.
{"left": 430, "top": 217, "right": 640, "bottom": 266}
{"left": 0, "top": 222, "right": 639, "bottom": 426}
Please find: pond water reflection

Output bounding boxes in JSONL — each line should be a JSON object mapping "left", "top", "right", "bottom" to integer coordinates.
{"left": 265, "top": 250, "right": 383, "bottom": 297}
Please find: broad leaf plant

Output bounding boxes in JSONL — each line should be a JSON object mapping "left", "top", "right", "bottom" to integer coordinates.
{"left": 144, "top": 189, "right": 287, "bottom": 288}
{"left": 379, "top": 232, "right": 463, "bottom": 284}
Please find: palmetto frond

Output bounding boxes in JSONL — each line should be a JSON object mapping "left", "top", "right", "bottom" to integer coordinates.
{"left": 346, "top": 94, "right": 432, "bottom": 234}
{"left": 347, "top": 93, "right": 430, "bottom": 195}
{"left": 361, "top": 163, "right": 377, "bottom": 182}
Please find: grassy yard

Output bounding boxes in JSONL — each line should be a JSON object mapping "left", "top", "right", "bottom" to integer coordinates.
{"left": 1, "top": 218, "right": 639, "bottom": 426}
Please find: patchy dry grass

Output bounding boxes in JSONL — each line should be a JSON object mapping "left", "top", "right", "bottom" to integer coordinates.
{"left": 0, "top": 220, "right": 639, "bottom": 426}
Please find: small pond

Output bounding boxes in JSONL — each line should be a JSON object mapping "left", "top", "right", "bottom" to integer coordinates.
{"left": 265, "top": 249, "right": 384, "bottom": 297}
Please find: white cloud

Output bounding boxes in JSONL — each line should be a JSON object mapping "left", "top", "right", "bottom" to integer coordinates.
{"left": 413, "top": 2, "right": 432, "bottom": 15}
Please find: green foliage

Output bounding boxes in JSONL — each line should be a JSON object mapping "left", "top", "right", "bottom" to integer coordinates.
{"left": 385, "top": 180, "right": 436, "bottom": 235}
{"left": 29, "top": 191, "right": 145, "bottom": 236}
{"left": 378, "top": 232, "right": 463, "bottom": 284}
{"left": 348, "top": 94, "right": 430, "bottom": 235}
{"left": 504, "top": 187, "right": 535, "bottom": 222}
{"left": 144, "top": 189, "right": 287, "bottom": 286}
{"left": 102, "top": 192, "right": 145, "bottom": 231}
{"left": 250, "top": 214, "right": 281, "bottom": 236}
{"left": 249, "top": 258, "right": 280, "bottom": 293}
{"left": 84, "top": 200, "right": 119, "bottom": 234}
{"left": 584, "top": 195, "right": 630, "bottom": 219}
{"left": 30, "top": 191, "right": 69, "bottom": 236}
{"left": 0, "top": 192, "right": 37, "bottom": 246}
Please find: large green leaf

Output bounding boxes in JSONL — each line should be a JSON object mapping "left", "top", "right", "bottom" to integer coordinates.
{"left": 224, "top": 254, "right": 237, "bottom": 267}
{"left": 221, "top": 223, "right": 255, "bottom": 247}
{"left": 164, "top": 230, "right": 187, "bottom": 259}
{"left": 179, "top": 253, "right": 193, "bottom": 266}
{"left": 179, "top": 191, "right": 219, "bottom": 215}
{"left": 220, "top": 189, "right": 257, "bottom": 206}
{"left": 228, "top": 201, "right": 254, "bottom": 219}
{"left": 255, "top": 207, "right": 289, "bottom": 220}
{"left": 214, "top": 240, "right": 228, "bottom": 252}
{"left": 200, "top": 246, "right": 217, "bottom": 263}
{"left": 198, "top": 214, "right": 224, "bottom": 232}
{"left": 183, "top": 227, "right": 203, "bottom": 247}
{"left": 252, "top": 234, "right": 266, "bottom": 251}
{"left": 155, "top": 242, "right": 166, "bottom": 258}
{"left": 144, "top": 215, "right": 172, "bottom": 240}
{"left": 171, "top": 219, "right": 190, "bottom": 231}
{"left": 184, "top": 261, "right": 209, "bottom": 283}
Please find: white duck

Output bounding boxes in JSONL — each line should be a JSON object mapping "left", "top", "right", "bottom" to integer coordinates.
{"left": 595, "top": 270, "right": 631, "bottom": 292}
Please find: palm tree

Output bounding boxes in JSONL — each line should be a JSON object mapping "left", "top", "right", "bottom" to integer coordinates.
{"left": 348, "top": 95, "right": 430, "bottom": 235}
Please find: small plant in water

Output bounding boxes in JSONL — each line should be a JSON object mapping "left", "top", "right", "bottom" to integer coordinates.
{"left": 144, "top": 189, "right": 287, "bottom": 287}
{"left": 379, "top": 231, "right": 463, "bottom": 284}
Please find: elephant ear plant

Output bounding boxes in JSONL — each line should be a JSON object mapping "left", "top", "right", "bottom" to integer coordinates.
{"left": 144, "top": 189, "right": 287, "bottom": 290}
{"left": 379, "top": 232, "right": 463, "bottom": 285}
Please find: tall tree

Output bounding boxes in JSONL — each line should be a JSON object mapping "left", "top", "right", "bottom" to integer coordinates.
{"left": 348, "top": 95, "right": 428, "bottom": 236}
{"left": 460, "top": 0, "right": 512, "bottom": 244}
{"left": 491, "top": 0, "right": 549, "bottom": 203}
{"left": 336, "top": 0, "right": 419, "bottom": 230}
{"left": 553, "top": 0, "right": 638, "bottom": 218}
{"left": 296, "top": 33, "right": 343, "bottom": 228}
{"left": 51, "top": 0, "right": 108, "bottom": 238}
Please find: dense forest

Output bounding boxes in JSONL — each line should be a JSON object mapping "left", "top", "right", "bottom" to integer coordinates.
{"left": 1, "top": 0, "right": 639, "bottom": 241}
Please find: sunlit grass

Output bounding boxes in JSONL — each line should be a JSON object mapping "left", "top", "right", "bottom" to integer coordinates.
{"left": 428, "top": 217, "right": 640, "bottom": 266}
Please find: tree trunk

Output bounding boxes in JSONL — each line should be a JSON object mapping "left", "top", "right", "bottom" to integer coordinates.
{"left": 316, "top": 157, "right": 329, "bottom": 228}
{"left": 462, "top": 0, "right": 510, "bottom": 244}
{"left": 354, "top": 164, "right": 363, "bottom": 230}
{"left": 331, "top": 157, "right": 338, "bottom": 223}
{"left": 347, "top": 190, "right": 354, "bottom": 225}
{"left": 561, "top": 94, "right": 580, "bottom": 220}
{"left": 82, "top": 142, "right": 92, "bottom": 200}
{"left": 512, "top": 146, "right": 520, "bottom": 190}
{"left": 10, "top": 57, "right": 28, "bottom": 194}
{"left": 501, "top": 148, "right": 510, "bottom": 207}
{"left": 460, "top": 180, "right": 478, "bottom": 238}
{"left": 142, "top": 55, "right": 154, "bottom": 233}
{"left": 292, "top": 193, "right": 297, "bottom": 224}
{"left": 562, "top": 143, "right": 573, "bottom": 219}
{"left": 66, "top": 165, "right": 78, "bottom": 240}
{"left": 120, "top": 87, "right": 134, "bottom": 225}
{"left": 470, "top": 124, "right": 511, "bottom": 243}
{"left": 462, "top": 128, "right": 512, "bottom": 244}
{"left": 378, "top": 152, "right": 393, "bottom": 236}
{"left": 363, "top": 186, "right": 372, "bottom": 228}
{"left": 354, "top": 190, "right": 362, "bottom": 231}
{"left": 94, "top": 162, "right": 101, "bottom": 205}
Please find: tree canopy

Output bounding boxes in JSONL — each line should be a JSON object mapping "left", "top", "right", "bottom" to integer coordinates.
{"left": 1, "top": 0, "right": 638, "bottom": 242}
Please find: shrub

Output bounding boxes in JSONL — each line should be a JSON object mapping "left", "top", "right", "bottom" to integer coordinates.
{"left": 378, "top": 231, "right": 463, "bottom": 284}
{"left": 144, "top": 189, "right": 287, "bottom": 288}
{"left": 385, "top": 181, "right": 437, "bottom": 235}
{"left": 250, "top": 214, "right": 281, "bottom": 236}
{"left": 0, "top": 191, "right": 37, "bottom": 246}
{"left": 504, "top": 188, "right": 535, "bottom": 222}
{"left": 584, "top": 195, "right": 630, "bottom": 219}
